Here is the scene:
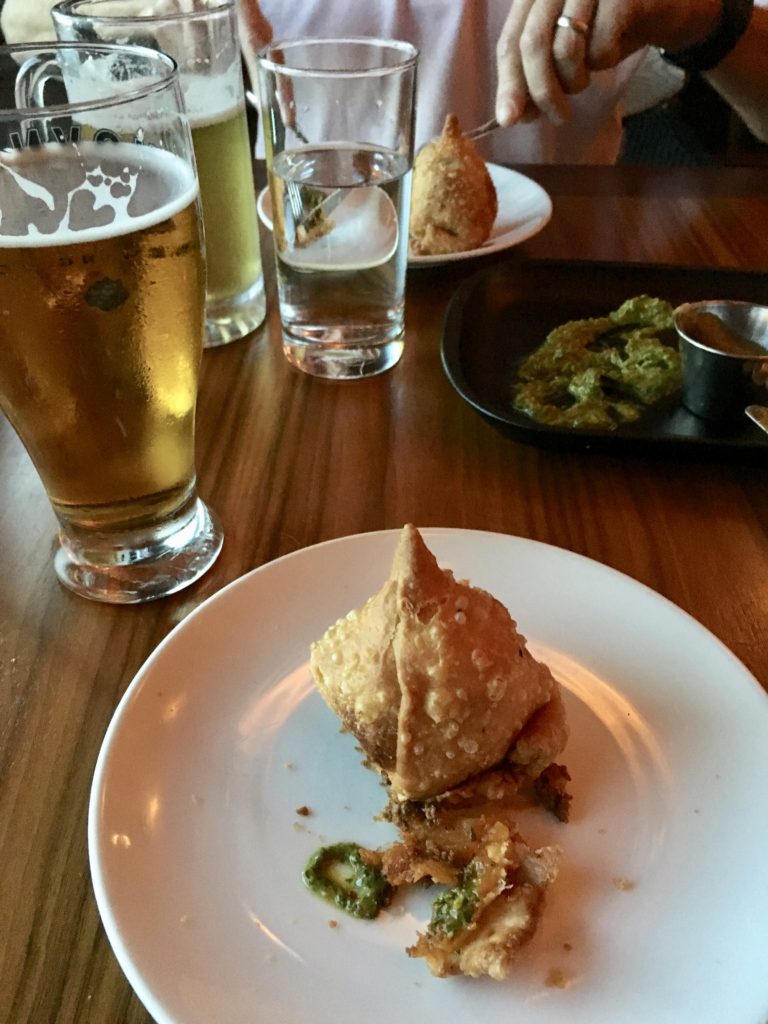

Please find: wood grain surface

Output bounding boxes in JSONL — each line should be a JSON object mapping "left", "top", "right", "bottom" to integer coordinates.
{"left": 2, "top": 163, "right": 768, "bottom": 1024}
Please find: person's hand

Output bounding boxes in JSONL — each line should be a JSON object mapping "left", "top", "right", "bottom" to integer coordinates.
{"left": 495, "top": 0, "right": 721, "bottom": 126}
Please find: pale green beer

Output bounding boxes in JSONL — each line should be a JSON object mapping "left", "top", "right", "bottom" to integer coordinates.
{"left": 191, "top": 104, "right": 262, "bottom": 310}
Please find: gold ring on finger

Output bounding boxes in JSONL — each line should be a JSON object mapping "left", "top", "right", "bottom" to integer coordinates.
{"left": 555, "top": 14, "right": 590, "bottom": 37}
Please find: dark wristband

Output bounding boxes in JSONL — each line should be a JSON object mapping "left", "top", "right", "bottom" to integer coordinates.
{"left": 661, "top": 0, "right": 754, "bottom": 72}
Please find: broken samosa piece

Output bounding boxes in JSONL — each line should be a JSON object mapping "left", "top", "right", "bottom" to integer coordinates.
{"left": 410, "top": 840, "right": 561, "bottom": 979}
{"left": 378, "top": 785, "right": 561, "bottom": 978}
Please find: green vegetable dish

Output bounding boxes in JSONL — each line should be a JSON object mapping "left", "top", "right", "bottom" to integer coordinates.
{"left": 512, "top": 295, "right": 681, "bottom": 430}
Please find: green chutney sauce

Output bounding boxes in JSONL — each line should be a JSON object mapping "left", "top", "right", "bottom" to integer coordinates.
{"left": 513, "top": 295, "right": 681, "bottom": 430}
{"left": 303, "top": 842, "right": 392, "bottom": 920}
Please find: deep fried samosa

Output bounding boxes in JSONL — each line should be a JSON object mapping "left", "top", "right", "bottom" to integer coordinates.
{"left": 409, "top": 114, "right": 498, "bottom": 256}
{"left": 309, "top": 525, "right": 567, "bottom": 801}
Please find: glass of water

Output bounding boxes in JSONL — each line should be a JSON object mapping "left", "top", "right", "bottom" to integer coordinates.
{"left": 257, "top": 38, "right": 418, "bottom": 379}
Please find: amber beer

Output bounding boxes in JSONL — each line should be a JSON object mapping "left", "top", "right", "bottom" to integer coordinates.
{"left": 0, "top": 140, "right": 204, "bottom": 531}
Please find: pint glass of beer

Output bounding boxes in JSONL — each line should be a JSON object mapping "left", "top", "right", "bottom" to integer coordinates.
{"left": 53, "top": 0, "right": 266, "bottom": 348}
{"left": 0, "top": 42, "right": 223, "bottom": 603}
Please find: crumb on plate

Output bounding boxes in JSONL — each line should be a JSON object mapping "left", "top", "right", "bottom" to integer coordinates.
{"left": 545, "top": 967, "right": 569, "bottom": 989}
{"left": 613, "top": 876, "right": 636, "bottom": 891}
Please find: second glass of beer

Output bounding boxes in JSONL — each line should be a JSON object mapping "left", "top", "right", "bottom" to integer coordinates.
{"left": 53, "top": 0, "right": 266, "bottom": 347}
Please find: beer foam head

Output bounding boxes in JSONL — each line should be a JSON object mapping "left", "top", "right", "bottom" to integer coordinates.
{"left": 180, "top": 70, "right": 241, "bottom": 127}
{"left": 56, "top": 42, "right": 241, "bottom": 131}
{"left": 61, "top": 51, "right": 181, "bottom": 136}
{"left": 0, "top": 141, "right": 197, "bottom": 247}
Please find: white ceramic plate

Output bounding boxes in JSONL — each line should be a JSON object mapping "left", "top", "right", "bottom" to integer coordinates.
{"left": 90, "top": 529, "right": 768, "bottom": 1024}
{"left": 256, "top": 164, "right": 552, "bottom": 267}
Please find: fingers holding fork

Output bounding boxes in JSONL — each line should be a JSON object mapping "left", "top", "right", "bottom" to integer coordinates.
{"left": 495, "top": 0, "right": 599, "bottom": 127}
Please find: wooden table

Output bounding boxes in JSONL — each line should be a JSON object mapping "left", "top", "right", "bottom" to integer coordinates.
{"left": 2, "top": 164, "right": 768, "bottom": 1023}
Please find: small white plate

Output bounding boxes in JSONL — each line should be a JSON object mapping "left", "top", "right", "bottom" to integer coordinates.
{"left": 257, "top": 164, "right": 552, "bottom": 267}
{"left": 90, "top": 529, "right": 768, "bottom": 1024}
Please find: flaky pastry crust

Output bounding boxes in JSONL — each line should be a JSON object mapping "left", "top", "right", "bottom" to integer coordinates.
{"left": 310, "top": 524, "right": 567, "bottom": 800}
{"left": 409, "top": 114, "right": 498, "bottom": 256}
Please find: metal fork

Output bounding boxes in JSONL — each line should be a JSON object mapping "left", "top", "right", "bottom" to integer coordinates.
{"left": 285, "top": 179, "right": 305, "bottom": 225}
{"left": 243, "top": 89, "right": 311, "bottom": 230}
{"left": 277, "top": 123, "right": 318, "bottom": 236}
{"left": 463, "top": 117, "right": 500, "bottom": 142}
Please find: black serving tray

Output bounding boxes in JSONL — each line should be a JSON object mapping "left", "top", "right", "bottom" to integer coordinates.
{"left": 441, "top": 258, "right": 768, "bottom": 458}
